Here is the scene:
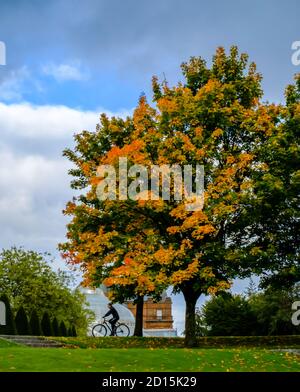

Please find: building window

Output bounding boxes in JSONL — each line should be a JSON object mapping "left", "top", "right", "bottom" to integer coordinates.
{"left": 156, "top": 309, "right": 163, "bottom": 320}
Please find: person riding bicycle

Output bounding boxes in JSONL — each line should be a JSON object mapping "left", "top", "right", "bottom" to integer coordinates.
{"left": 103, "top": 302, "right": 120, "bottom": 336}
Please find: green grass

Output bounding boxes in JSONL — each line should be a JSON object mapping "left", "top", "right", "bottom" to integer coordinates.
{"left": 0, "top": 338, "right": 20, "bottom": 348}
{"left": 0, "top": 346, "right": 299, "bottom": 372}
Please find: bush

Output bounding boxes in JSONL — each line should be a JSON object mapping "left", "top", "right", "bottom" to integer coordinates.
{"left": 202, "top": 293, "right": 257, "bottom": 336}
{"left": 52, "top": 317, "right": 59, "bottom": 337}
{"left": 41, "top": 312, "right": 53, "bottom": 336}
{"left": 29, "top": 309, "right": 42, "bottom": 336}
{"left": 60, "top": 320, "right": 67, "bottom": 337}
{"left": 0, "top": 294, "right": 16, "bottom": 335}
{"left": 15, "top": 306, "right": 31, "bottom": 335}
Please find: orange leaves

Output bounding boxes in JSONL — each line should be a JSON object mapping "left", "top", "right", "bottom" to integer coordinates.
{"left": 194, "top": 127, "right": 203, "bottom": 138}
{"left": 153, "top": 247, "right": 174, "bottom": 265}
{"left": 81, "top": 162, "right": 92, "bottom": 176}
{"left": 199, "top": 79, "right": 220, "bottom": 95}
{"left": 192, "top": 224, "right": 216, "bottom": 240}
{"left": 157, "top": 97, "right": 178, "bottom": 114}
{"left": 171, "top": 259, "right": 199, "bottom": 285}
{"left": 195, "top": 148, "right": 205, "bottom": 160}
{"left": 236, "top": 153, "right": 253, "bottom": 170}
{"left": 102, "top": 140, "right": 146, "bottom": 165}
{"left": 60, "top": 46, "right": 278, "bottom": 306}
{"left": 226, "top": 155, "right": 235, "bottom": 165}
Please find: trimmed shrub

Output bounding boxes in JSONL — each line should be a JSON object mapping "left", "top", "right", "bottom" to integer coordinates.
{"left": 72, "top": 326, "right": 77, "bottom": 337}
{"left": 41, "top": 312, "right": 53, "bottom": 336}
{"left": 15, "top": 306, "right": 31, "bottom": 335}
{"left": 29, "top": 309, "right": 41, "bottom": 336}
{"left": 60, "top": 320, "right": 67, "bottom": 337}
{"left": 52, "top": 317, "right": 59, "bottom": 337}
{"left": 0, "top": 294, "right": 16, "bottom": 335}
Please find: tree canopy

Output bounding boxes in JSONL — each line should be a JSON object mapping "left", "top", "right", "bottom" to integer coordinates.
{"left": 60, "top": 46, "right": 299, "bottom": 346}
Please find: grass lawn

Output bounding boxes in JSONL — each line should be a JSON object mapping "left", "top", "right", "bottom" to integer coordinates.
{"left": 0, "top": 345, "right": 299, "bottom": 372}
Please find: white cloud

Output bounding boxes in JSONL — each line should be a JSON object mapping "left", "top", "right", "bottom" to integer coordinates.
{"left": 0, "top": 102, "right": 131, "bottom": 140}
{"left": 0, "top": 102, "right": 132, "bottom": 255}
{"left": 0, "top": 146, "right": 72, "bottom": 249}
{"left": 42, "top": 61, "right": 89, "bottom": 82}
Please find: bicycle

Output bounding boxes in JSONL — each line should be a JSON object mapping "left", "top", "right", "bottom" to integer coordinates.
{"left": 92, "top": 318, "right": 130, "bottom": 337}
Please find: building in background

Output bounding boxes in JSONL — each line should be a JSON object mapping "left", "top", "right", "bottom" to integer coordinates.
{"left": 125, "top": 291, "right": 177, "bottom": 337}
{"left": 80, "top": 286, "right": 177, "bottom": 337}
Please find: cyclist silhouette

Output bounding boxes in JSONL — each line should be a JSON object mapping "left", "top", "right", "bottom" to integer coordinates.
{"left": 103, "top": 302, "right": 120, "bottom": 336}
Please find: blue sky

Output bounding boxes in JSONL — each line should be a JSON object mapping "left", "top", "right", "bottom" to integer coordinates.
{"left": 0, "top": 0, "right": 299, "bottom": 333}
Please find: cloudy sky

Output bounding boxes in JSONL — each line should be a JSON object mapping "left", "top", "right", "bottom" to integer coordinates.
{"left": 0, "top": 0, "right": 299, "bottom": 333}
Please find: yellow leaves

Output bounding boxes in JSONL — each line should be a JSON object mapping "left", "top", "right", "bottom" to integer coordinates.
{"left": 179, "top": 133, "right": 196, "bottom": 152}
{"left": 63, "top": 201, "right": 76, "bottom": 214}
{"left": 153, "top": 247, "right": 174, "bottom": 265}
{"left": 167, "top": 226, "right": 180, "bottom": 234}
{"left": 181, "top": 210, "right": 209, "bottom": 230}
{"left": 196, "top": 79, "right": 221, "bottom": 98}
{"left": 194, "top": 126, "right": 203, "bottom": 138}
{"left": 250, "top": 246, "right": 262, "bottom": 256}
{"left": 157, "top": 97, "right": 178, "bottom": 113}
{"left": 137, "top": 197, "right": 166, "bottom": 212}
{"left": 200, "top": 266, "right": 215, "bottom": 279}
{"left": 226, "top": 155, "right": 235, "bottom": 164}
{"left": 103, "top": 140, "right": 146, "bottom": 165}
{"left": 195, "top": 148, "right": 205, "bottom": 160}
{"left": 81, "top": 162, "right": 91, "bottom": 176}
{"left": 171, "top": 259, "right": 199, "bottom": 285}
{"left": 211, "top": 128, "right": 223, "bottom": 138}
{"left": 192, "top": 224, "right": 216, "bottom": 240}
{"left": 207, "top": 280, "right": 231, "bottom": 295}
{"left": 170, "top": 203, "right": 189, "bottom": 220}
{"left": 240, "top": 179, "right": 253, "bottom": 191}
{"left": 237, "top": 153, "right": 253, "bottom": 169}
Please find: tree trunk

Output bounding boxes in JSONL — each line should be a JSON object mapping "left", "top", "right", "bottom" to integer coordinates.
{"left": 133, "top": 295, "right": 144, "bottom": 336}
{"left": 182, "top": 288, "right": 201, "bottom": 347}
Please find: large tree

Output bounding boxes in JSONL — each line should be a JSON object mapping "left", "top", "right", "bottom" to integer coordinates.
{"left": 61, "top": 47, "right": 283, "bottom": 346}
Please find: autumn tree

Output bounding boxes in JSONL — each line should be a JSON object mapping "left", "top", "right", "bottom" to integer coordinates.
{"left": 60, "top": 47, "right": 281, "bottom": 346}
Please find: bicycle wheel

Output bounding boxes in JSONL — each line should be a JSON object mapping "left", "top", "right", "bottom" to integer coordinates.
{"left": 115, "top": 323, "right": 130, "bottom": 337}
{"left": 92, "top": 323, "right": 107, "bottom": 337}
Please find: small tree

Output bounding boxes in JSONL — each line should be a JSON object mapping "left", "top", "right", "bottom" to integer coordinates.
{"left": 51, "top": 317, "right": 59, "bottom": 337}
{"left": 29, "top": 310, "right": 41, "bottom": 336}
{"left": 202, "top": 293, "right": 256, "bottom": 336}
{"left": 249, "top": 286, "right": 300, "bottom": 335}
{"left": 0, "top": 294, "right": 16, "bottom": 335}
{"left": 41, "top": 312, "right": 53, "bottom": 336}
{"left": 15, "top": 306, "right": 31, "bottom": 335}
{"left": 60, "top": 320, "right": 67, "bottom": 337}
